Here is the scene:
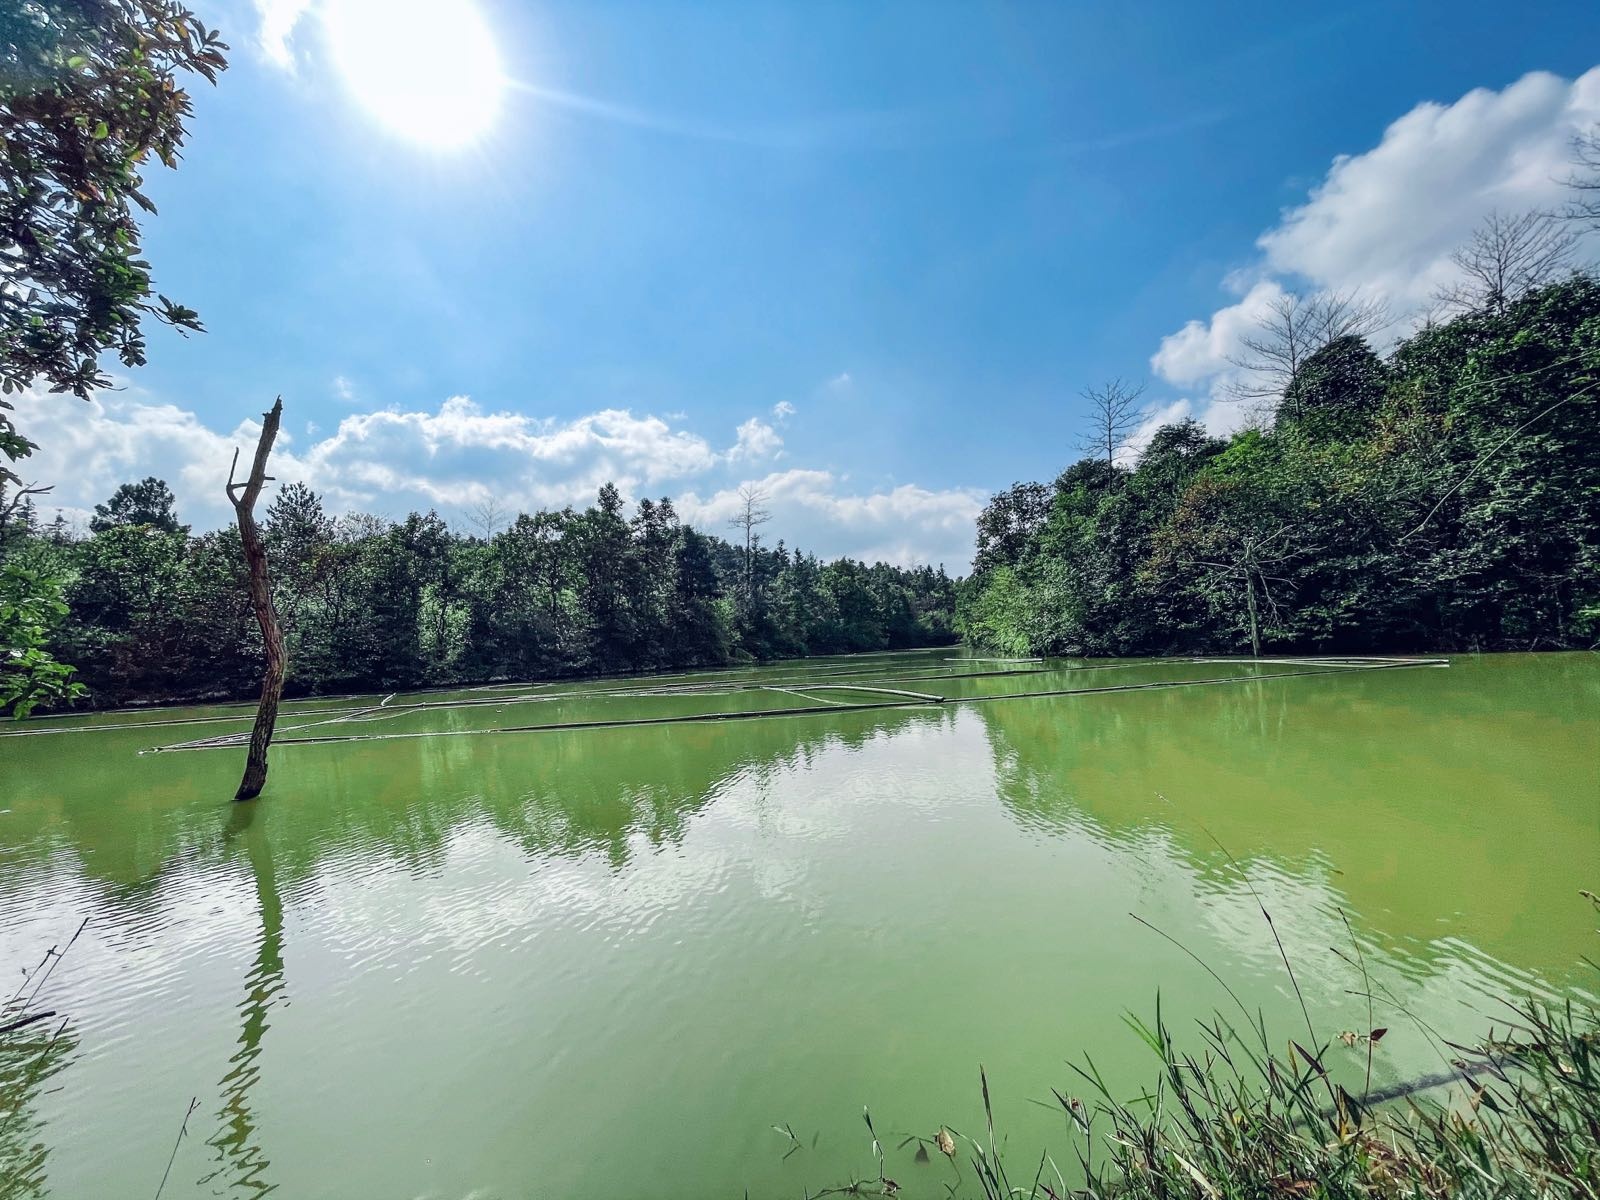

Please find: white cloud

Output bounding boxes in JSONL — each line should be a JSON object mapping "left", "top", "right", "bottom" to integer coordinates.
{"left": 727, "top": 416, "right": 783, "bottom": 463}
{"left": 1151, "top": 280, "right": 1287, "bottom": 389}
{"left": 299, "top": 396, "right": 721, "bottom": 511}
{"left": 13, "top": 391, "right": 717, "bottom": 528}
{"left": 10, "top": 389, "right": 303, "bottom": 530}
{"left": 1151, "top": 66, "right": 1600, "bottom": 424}
{"left": 253, "top": 0, "right": 314, "bottom": 68}
{"left": 1119, "top": 398, "right": 1193, "bottom": 464}
{"left": 9, "top": 391, "right": 976, "bottom": 565}
{"left": 1259, "top": 68, "right": 1600, "bottom": 310}
{"left": 332, "top": 374, "right": 356, "bottom": 403}
{"left": 826, "top": 372, "right": 852, "bottom": 390}
{"left": 772, "top": 400, "right": 796, "bottom": 422}
{"left": 678, "top": 470, "right": 984, "bottom": 569}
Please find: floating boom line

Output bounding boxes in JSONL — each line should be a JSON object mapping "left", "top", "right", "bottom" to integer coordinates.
{"left": 17, "top": 656, "right": 1163, "bottom": 742}
{"left": 0, "top": 704, "right": 376, "bottom": 738}
{"left": 760, "top": 686, "right": 852, "bottom": 707}
{"left": 142, "top": 658, "right": 1448, "bottom": 756}
{"left": 13, "top": 665, "right": 1061, "bottom": 740}
{"left": 947, "top": 656, "right": 1043, "bottom": 664}
{"left": 806, "top": 683, "right": 946, "bottom": 702}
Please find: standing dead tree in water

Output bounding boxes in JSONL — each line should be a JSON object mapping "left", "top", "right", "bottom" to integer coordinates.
{"left": 226, "top": 398, "right": 286, "bottom": 801}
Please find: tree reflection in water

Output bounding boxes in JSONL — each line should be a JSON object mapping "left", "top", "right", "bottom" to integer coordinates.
{"left": 200, "top": 800, "right": 285, "bottom": 1198}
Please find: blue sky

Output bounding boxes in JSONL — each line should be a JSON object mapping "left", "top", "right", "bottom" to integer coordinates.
{"left": 17, "top": 0, "right": 1600, "bottom": 567}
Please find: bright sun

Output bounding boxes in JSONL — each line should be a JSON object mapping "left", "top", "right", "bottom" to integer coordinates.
{"left": 323, "top": 0, "right": 505, "bottom": 149}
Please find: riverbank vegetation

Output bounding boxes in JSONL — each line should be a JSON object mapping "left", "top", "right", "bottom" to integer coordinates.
{"left": 811, "top": 987, "right": 1600, "bottom": 1200}
{"left": 1064, "top": 987, "right": 1600, "bottom": 1200}
{"left": 0, "top": 480, "right": 957, "bottom": 708}
{"left": 804, "top": 895, "right": 1600, "bottom": 1200}
{"left": 959, "top": 271, "right": 1600, "bottom": 658}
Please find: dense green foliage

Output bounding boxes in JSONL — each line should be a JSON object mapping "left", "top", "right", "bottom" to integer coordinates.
{"left": 0, "top": 0, "right": 226, "bottom": 485}
{"left": 0, "top": 481, "right": 957, "bottom": 709}
{"left": 961, "top": 276, "right": 1600, "bottom": 656}
{"left": 0, "top": 560, "right": 84, "bottom": 716}
{"left": 88, "top": 474, "right": 185, "bottom": 534}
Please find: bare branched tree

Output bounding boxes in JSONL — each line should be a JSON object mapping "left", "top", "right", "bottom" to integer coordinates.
{"left": 467, "top": 496, "right": 507, "bottom": 540}
{"left": 1564, "top": 123, "right": 1600, "bottom": 230}
{"left": 1183, "top": 524, "right": 1304, "bottom": 658}
{"left": 1228, "top": 290, "right": 1390, "bottom": 410}
{"left": 0, "top": 480, "right": 52, "bottom": 532}
{"left": 1435, "top": 209, "right": 1579, "bottom": 316}
{"left": 1077, "top": 379, "right": 1145, "bottom": 477}
{"left": 727, "top": 483, "right": 771, "bottom": 605}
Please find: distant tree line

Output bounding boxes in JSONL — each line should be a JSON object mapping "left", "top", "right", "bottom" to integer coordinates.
{"left": 0, "top": 481, "right": 957, "bottom": 709}
{"left": 960, "top": 266, "right": 1600, "bottom": 657}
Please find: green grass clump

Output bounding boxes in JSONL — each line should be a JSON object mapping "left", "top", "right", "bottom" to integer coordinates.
{"left": 798, "top": 890, "right": 1600, "bottom": 1200}
{"left": 791, "top": 990, "right": 1599, "bottom": 1200}
{"left": 1047, "top": 994, "right": 1600, "bottom": 1200}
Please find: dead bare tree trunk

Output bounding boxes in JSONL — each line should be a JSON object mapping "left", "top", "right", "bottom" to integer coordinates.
{"left": 727, "top": 483, "right": 771, "bottom": 611}
{"left": 1077, "top": 379, "right": 1145, "bottom": 481}
{"left": 1243, "top": 571, "right": 1261, "bottom": 658}
{"left": 227, "top": 398, "right": 286, "bottom": 802}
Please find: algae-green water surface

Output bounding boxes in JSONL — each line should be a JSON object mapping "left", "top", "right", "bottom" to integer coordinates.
{"left": 1, "top": 651, "right": 1595, "bottom": 1198}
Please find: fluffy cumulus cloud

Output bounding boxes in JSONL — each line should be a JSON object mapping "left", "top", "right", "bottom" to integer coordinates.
{"left": 1258, "top": 69, "right": 1600, "bottom": 308}
{"left": 727, "top": 416, "right": 783, "bottom": 463}
{"left": 678, "top": 470, "right": 985, "bottom": 569}
{"left": 10, "top": 389, "right": 300, "bottom": 530}
{"left": 11, "top": 391, "right": 978, "bottom": 566}
{"left": 1151, "top": 67, "right": 1600, "bottom": 430}
{"left": 1150, "top": 280, "right": 1288, "bottom": 390}
{"left": 14, "top": 390, "right": 716, "bottom": 524}
{"left": 297, "top": 397, "right": 722, "bottom": 511}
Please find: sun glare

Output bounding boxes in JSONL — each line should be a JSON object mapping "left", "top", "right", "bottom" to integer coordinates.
{"left": 323, "top": 0, "right": 505, "bottom": 149}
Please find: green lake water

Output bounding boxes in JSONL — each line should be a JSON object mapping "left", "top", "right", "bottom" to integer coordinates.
{"left": 0, "top": 651, "right": 1596, "bottom": 1198}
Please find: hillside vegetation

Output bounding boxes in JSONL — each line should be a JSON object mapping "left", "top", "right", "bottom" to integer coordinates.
{"left": 960, "top": 276, "right": 1600, "bottom": 657}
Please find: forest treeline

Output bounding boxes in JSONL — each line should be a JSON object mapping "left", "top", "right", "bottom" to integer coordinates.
{"left": 959, "top": 273, "right": 1600, "bottom": 657}
{"left": 4, "top": 272, "right": 1596, "bottom": 713}
{"left": 0, "top": 481, "right": 957, "bottom": 707}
